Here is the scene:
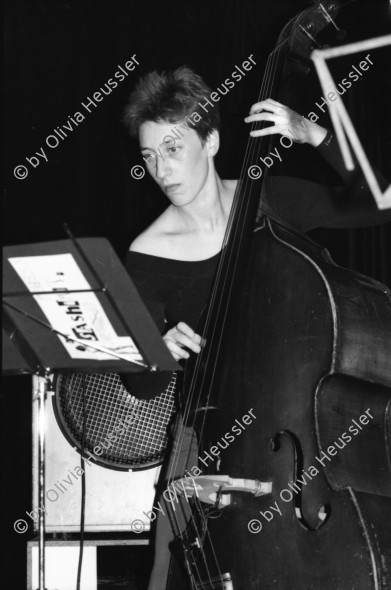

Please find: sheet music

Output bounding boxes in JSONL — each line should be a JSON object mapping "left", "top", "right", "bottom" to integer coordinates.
{"left": 9, "top": 253, "right": 143, "bottom": 362}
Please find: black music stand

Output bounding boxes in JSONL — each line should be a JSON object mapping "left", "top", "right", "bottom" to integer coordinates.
{"left": 2, "top": 237, "right": 179, "bottom": 590}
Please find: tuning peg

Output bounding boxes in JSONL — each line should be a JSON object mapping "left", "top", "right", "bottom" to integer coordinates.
{"left": 319, "top": 2, "right": 346, "bottom": 39}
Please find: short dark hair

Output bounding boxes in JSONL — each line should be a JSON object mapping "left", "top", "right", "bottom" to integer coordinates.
{"left": 123, "top": 66, "right": 220, "bottom": 143}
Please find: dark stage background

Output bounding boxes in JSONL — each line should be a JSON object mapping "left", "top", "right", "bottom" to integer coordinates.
{"left": 2, "top": 0, "right": 391, "bottom": 588}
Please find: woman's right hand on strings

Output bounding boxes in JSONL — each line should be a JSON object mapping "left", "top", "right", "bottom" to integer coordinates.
{"left": 244, "top": 98, "right": 327, "bottom": 147}
{"left": 163, "top": 321, "right": 202, "bottom": 361}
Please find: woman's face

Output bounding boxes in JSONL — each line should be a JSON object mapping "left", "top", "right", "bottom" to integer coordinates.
{"left": 139, "top": 120, "right": 217, "bottom": 208}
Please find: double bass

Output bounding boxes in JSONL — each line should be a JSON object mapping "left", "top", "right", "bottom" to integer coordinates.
{"left": 165, "top": 2, "right": 391, "bottom": 588}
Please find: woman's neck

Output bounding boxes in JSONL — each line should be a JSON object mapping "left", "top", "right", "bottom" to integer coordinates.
{"left": 171, "top": 174, "right": 236, "bottom": 233}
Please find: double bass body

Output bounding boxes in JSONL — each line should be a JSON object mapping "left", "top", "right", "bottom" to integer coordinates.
{"left": 164, "top": 3, "right": 391, "bottom": 586}
{"left": 197, "top": 218, "right": 391, "bottom": 590}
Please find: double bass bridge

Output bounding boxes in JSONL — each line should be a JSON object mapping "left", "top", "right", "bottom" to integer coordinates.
{"left": 175, "top": 474, "right": 272, "bottom": 508}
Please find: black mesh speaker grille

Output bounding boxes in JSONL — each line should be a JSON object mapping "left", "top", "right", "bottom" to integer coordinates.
{"left": 53, "top": 372, "right": 176, "bottom": 470}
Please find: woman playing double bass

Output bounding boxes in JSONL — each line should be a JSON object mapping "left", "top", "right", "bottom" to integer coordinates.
{"left": 122, "top": 66, "right": 390, "bottom": 590}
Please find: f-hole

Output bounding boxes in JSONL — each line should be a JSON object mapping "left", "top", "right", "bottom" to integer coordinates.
{"left": 271, "top": 430, "right": 330, "bottom": 531}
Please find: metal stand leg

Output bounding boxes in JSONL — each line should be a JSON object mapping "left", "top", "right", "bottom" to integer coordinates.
{"left": 36, "top": 374, "right": 49, "bottom": 590}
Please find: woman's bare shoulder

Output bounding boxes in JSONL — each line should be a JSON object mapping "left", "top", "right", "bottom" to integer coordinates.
{"left": 129, "top": 207, "right": 174, "bottom": 256}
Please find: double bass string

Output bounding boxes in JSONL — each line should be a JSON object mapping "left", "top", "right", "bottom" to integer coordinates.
{"left": 167, "top": 37, "right": 283, "bottom": 481}
{"left": 164, "top": 42, "right": 284, "bottom": 586}
{"left": 182, "top": 41, "right": 283, "bottom": 444}
{"left": 166, "top": 36, "right": 281, "bottom": 552}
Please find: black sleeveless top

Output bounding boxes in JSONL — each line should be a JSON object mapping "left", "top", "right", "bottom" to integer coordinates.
{"left": 125, "top": 251, "right": 220, "bottom": 333}
{"left": 123, "top": 251, "right": 220, "bottom": 399}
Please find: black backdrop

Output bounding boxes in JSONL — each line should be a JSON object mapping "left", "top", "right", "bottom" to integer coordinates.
{"left": 2, "top": 1, "right": 391, "bottom": 588}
